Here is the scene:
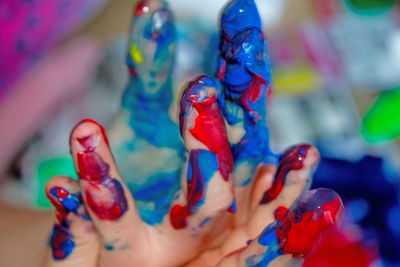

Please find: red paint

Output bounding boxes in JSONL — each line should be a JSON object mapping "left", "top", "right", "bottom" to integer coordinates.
{"left": 216, "top": 60, "right": 226, "bottom": 80}
{"left": 77, "top": 150, "right": 128, "bottom": 220}
{"left": 182, "top": 76, "right": 233, "bottom": 182}
{"left": 239, "top": 78, "right": 265, "bottom": 120}
{"left": 303, "top": 225, "right": 378, "bottom": 267}
{"left": 170, "top": 204, "right": 191, "bottom": 229}
{"left": 47, "top": 189, "right": 67, "bottom": 223}
{"left": 81, "top": 118, "right": 109, "bottom": 147}
{"left": 170, "top": 149, "right": 209, "bottom": 229}
{"left": 260, "top": 144, "right": 311, "bottom": 204}
{"left": 77, "top": 151, "right": 108, "bottom": 183}
{"left": 134, "top": 0, "right": 150, "bottom": 16}
{"left": 84, "top": 189, "right": 125, "bottom": 220}
{"left": 274, "top": 206, "right": 288, "bottom": 221}
{"left": 276, "top": 195, "right": 342, "bottom": 255}
{"left": 172, "top": 76, "right": 235, "bottom": 230}
{"left": 71, "top": 118, "right": 109, "bottom": 147}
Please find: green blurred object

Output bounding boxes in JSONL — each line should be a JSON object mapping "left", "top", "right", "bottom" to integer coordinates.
{"left": 343, "top": 0, "right": 395, "bottom": 15}
{"left": 35, "top": 156, "right": 77, "bottom": 208}
{"left": 362, "top": 86, "right": 400, "bottom": 143}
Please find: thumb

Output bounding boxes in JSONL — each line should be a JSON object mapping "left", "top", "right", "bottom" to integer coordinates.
{"left": 44, "top": 176, "right": 99, "bottom": 267}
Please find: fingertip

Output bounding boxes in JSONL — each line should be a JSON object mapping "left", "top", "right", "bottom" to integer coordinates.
{"left": 70, "top": 119, "right": 109, "bottom": 151}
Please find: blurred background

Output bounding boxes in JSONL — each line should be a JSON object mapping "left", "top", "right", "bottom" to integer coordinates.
{"left": 0, "top": 0, "right": 399, "bottom": 266}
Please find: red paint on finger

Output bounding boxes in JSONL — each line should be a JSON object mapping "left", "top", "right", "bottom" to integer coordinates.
{"left": 260, "top": 144, "right": 311, "bottom": 204}
{"left": 181, "top": 76, "right": 234, "bottom": 182}
{"left": 76, "top": 133, "right": 127, "bottom": 221}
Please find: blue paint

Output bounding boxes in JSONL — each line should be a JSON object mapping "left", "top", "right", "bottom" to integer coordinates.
{"left": 50, "top": 219, "right": 75, "bottom": 260}
{"left": 199, "top": 217, "right": 212, "bottom": 228}
{"left": 170, "top": 149, "right": 219, "bottom": 229}
{"left": 127, "top": 170, "right": 181, "bottom": 225}
{"left": 104, "top": 243, "right": 114, "bottom": 251}
{"left": 143, "top": 8, "right": 174, "bottom": 60}
{"left": 313, "top": 155, "right": 400, "bottom": 264}
{"left": 188, "top": 149, "right": 219, "bottom": 211}
{"left": 111, "top": 0, "right": 184, "bottom": 225}
{"left": 246, "top": 222, "right": 282, "bottom": 267}
{"left": 217, "top": 0, "right": 276, "bottom": 186}
{"left": 122, "top": 78, "right": 183, "bottom": 149}
{"left": 50, "top": 187, "right": 80, "bottom": 213}
{"left": 220, "top": 0, "right": 262, "bottom": 39}
{"left": 228, "top": 198, "right": 237, "bottom": 213}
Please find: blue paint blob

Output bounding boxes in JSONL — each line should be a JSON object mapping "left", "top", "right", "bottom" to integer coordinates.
{"left": 104, "top": 243, "right": 114, "bottom": 251}
{"left": 128, "top": 170, "right": 181, "bottom": 225}
{"left": 199, "top": 217, "right": 212, "bottom": 228}
{"left": 50, "top": 187, "right": 81, "bottom": 214}
{"left": 220, "top": 0, "right": 262, "bottom": 39}
{"left": 50, "top": 219, "right": 75, "bottom": 260}
{"left": 188, "top": 149, "right": 219, "bottom": 210}
{"left": 246, "top": 222, "right": 281, "bottom": 267}
{"left": 217, "top": 0, "right": 276, "bottom": 186}
{"left": 113, "top": 0, "right": 184, "bottom": 226}
{"left": 122, "top": 78, "right": 183, "bottom": 150}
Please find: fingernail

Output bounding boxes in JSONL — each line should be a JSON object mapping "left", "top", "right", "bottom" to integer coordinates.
{"left": 81, "top": 119, "right": 109, "bottom": 146}
{"left": 49, "top": 187, "right": 81, "bottom": 214}
{"left": 75, "top": 134, "right": 101, "bottom": 152}
{"left": 70, "top": 119, "right": 109, "bottom": 150}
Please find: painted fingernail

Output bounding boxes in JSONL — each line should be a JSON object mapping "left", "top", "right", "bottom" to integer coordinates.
{"left": 50, "top": 219, "right": 75, "bottom": 260}
{"left": 49, "top": 187, "right": 81, "bottom": 213}
{"left": 73, "top": 119, "right": 109, "bottom": 147}
{"left": 76, "top": 133, "right": 101, "bottom": 152}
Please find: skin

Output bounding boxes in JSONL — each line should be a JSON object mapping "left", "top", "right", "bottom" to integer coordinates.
{"left": 42, "top": 77, "right": 328, "bottom": 267}
{"left": 39, "top": 1, "right": 340, "bottom": 266}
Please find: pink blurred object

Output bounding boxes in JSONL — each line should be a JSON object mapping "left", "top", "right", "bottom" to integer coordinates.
{"left": 0, "top": 37, "right": 102, "bottom": 176}
{"left": 0, "top": 0, "right": 106, "bottom": 99}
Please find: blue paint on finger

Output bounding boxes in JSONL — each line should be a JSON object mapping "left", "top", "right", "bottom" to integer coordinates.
{"left": 217, "top": 0, "right": 276, "bottom": 186}
{"left": 50, "top": 219, "right": 75, "bottom": 261}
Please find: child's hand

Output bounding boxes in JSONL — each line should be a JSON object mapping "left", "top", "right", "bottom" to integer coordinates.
{"left": 43, "top": 0, "right": 343, "bottom": 266}
{"left": 43, "top": 77, "right": 337, "bottom": 266}
{"left": 42, "top": 117, "right": 340, "bottom": 266}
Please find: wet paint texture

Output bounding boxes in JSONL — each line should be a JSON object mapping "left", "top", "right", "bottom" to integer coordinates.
{"left": 180, "top": 76, "right": 234, "bottom": 182}
{"left": 113, "top": 0, "right": 184, "bottom": 225}
{"left": 46, "top": 187, "right": 84, "bottom": 260}
{"left": 275, "top": 188, "right": 343, "bottom": 255}
{"left": 124, "top": 0, "right": 178, "bottom": 148}
{"left": 77, "top": 140, "right": 128, "bottom": 220}
{"left": 50, "top": 219, "right": 75, "bottom": 260}
{"left": 246, "top": 223, "right": 283, "bottom": 267}
{"left": 217, "top": 0, "right": 275, "bottom": 185}
{"left": 49, "top": 187, "right": 81, "bottom": 222}
{"left": 260, "top": 144, "right": 311, "bottom": 204}
{"left": 171, "top": 76, "right": 234, "bottom": 229}
{"left": 246, "top": 189, "right": 343, "bottom": 266}
{"left": 170, "top": 149, "right": 218, "bottom": 229}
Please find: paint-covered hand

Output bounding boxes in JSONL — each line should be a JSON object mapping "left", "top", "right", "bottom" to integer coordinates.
{"left": 43, "top": 76, "right": 332, "bottom": 267}
{"left": 106, "top": 0, "right": 185, "bottom": 226}
{"left": 217, "top": 0, "right": 274, "bottom": 188}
